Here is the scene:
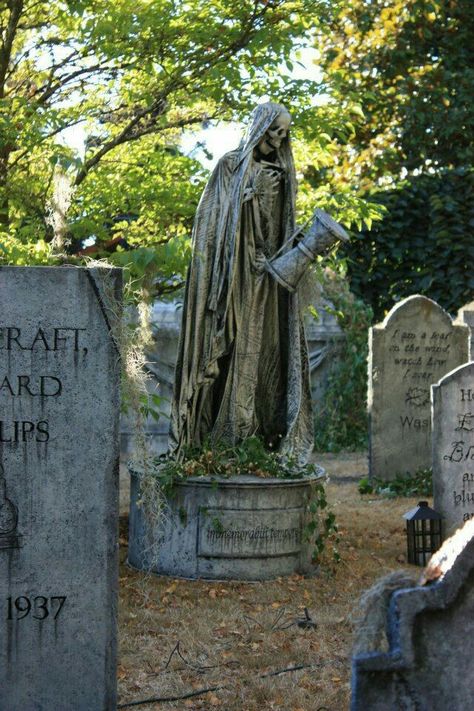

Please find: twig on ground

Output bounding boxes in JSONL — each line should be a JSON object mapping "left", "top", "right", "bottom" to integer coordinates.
{"left": 119, "top": 659, "right": 338, "bottom": 707}
{"left": 163, "top": 641, "right": 179, "bottom": 670}
{"left": 117, "top": 684, "right": 224, "bottom": 708}
{"left": 242, "top": 614, "right": 264, "bottom": 632}
{"left": 272, "top": 607, "right": 317, "bottom": 631}
{"left": 163, "top": 640, "right": 238, "bottom": 673}
{"left": 270, "top": 606, "right": 286, "bottom": 630}
{"left": 297, "top": 608, "right": 318, "bottom": 630}
{"left": 260, "top": 663, "right": 313, "bottom": 678}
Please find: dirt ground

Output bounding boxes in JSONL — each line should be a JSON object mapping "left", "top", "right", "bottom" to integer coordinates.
{"left": 117, "top": 452, "right": 421, "bottom": 711}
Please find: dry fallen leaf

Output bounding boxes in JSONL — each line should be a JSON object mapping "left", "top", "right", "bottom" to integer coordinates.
{"left": 213, "top": 626, "right": 228, "bottom": 636}
{"left": 117, "top": 665, "right": 127, "bottom": 680}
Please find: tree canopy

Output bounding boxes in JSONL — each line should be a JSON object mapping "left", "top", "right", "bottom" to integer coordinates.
{"left": 1, "top": 0, "right": 382, "bottom": 294}
{"left": 318, "top": 0, "right": 474, "bottom": 188}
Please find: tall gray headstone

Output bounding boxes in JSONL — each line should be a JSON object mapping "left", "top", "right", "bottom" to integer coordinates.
{"left": 456, "top": 300, "right": 474, "bottom": 358}
{"left": 432, "top": 361, "right": 474, "bottom": 538}
{"left": 351, "top": 519, "right": 474, "bottom": 711}
{"left": 0, "top": 266, "right": 121, "bottom": 711}
{"left": 369, "top": 295, "right": 469, "bottom": 481}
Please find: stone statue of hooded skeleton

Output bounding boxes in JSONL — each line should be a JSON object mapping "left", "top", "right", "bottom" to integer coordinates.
{"left": 170, "top": 101, "right": 313, "bottom": 460}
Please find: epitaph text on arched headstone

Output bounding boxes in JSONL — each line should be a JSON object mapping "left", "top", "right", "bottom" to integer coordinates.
{"left": 369, "top": 295, "right": 469, "bottom": 481}
{"left": 0, "top": 266, "right": 121, "bottom": 711}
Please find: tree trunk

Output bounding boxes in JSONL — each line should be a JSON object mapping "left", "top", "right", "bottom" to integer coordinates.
{"left": 0, "top": 149, "right": 10, "bottom": 230}
{"left": 0, "top": 1, "right": 24, "bottom": 230}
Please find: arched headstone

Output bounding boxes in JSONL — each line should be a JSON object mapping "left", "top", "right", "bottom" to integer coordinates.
{"left": 369, "top": 295, "right": 469, "bottom": 481}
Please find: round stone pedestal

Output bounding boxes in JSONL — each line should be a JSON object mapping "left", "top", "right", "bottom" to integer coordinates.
{"left": 128, "top": 468, "right": 325, "bottom": 581}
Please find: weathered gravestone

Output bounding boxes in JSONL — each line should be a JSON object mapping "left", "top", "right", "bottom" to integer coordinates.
{"left": 351, "top": 518, "right": 474, "bottom": 710}
{"left": 432, "top": 361, "right": 474, "bottom": 538}
{"left": 456, "top": 300, "right": 474, "bottom": 358}
{"left": 0, "top": 266, "right": 121, "bottom": 711}
{"left": 369, "top": 295, "right": 469, "bottom": 481}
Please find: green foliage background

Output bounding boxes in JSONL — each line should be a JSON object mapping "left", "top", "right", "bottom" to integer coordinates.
{"left": 342, "top": 169, "right": 474, "bottom": 321}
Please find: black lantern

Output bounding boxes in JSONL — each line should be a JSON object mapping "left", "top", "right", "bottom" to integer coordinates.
{"left": 403, "top": 501, "right": 442, "bottom": 566}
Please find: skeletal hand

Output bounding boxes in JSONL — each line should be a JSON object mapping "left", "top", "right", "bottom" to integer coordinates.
{"left": 252, "top": 251, "right": 268, "bottom": 275}
{"left": 252, "top": 168, "right": 280, "bottom": 199}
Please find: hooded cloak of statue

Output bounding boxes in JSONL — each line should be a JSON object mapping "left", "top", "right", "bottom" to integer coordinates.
{"left": 169, "top": 102, "right": 313, "bottom": 460}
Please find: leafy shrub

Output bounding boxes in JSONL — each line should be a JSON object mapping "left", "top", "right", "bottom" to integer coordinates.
{"left": 155, "top": 436, "right": 322, "bottom": 496}
{"left": 358, "top": 468, "right": 433, "bottom": 498}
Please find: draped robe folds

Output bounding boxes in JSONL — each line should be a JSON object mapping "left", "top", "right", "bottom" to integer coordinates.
{"left": 170, "top": 104, "right": 313, "bottom": 461}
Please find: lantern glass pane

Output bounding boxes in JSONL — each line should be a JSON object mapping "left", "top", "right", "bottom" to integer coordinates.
{"left": 406, "top": 514, "right": 441, "bottom": 565}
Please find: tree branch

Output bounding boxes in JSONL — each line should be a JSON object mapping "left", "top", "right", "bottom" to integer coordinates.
{"left": 8, "top": 117, "right": 87, "bottom": 170}
{"left": 59, "top": 3, "right": 270, "bottom": 186}
{"left": 71, "top": 4, "right": 270, "bottom": 186}
{"left": 153, "top": 280, "right": 186, "bottom": 298}
{"left": 74, "top": 95, "right": 169, "bottom": 185}
{"left": 0, "top": 0, "right": 24, "bottom": 96}
{"left": 34, "top": 60, "right": 132, "bottom": 105}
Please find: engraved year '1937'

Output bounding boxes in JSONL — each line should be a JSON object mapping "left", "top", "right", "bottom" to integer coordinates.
{"left": 6, "top": 595, "right": 66, "bottom": 621}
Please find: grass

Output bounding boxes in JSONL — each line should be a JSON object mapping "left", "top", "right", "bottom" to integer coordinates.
{"left": 117, "top": 452, "right": 421, "bottom": 710}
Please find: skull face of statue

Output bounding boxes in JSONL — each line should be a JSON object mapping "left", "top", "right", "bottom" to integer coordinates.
{"left": 258, "top": 111, "right": 291, "bottom": 155}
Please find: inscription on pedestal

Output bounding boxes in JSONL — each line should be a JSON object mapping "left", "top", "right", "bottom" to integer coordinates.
{"left": 198, "top": 509, "right": 303, "bottom": 558}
